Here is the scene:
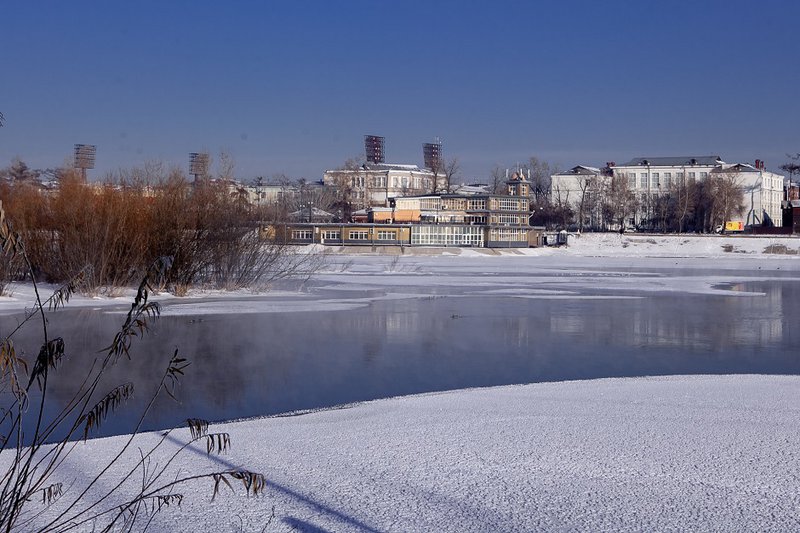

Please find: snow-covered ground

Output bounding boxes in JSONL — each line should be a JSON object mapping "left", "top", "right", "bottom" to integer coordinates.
{"left": 0, "top": 233, "right": 797, "bottom": 316}
{"left": 33, "top": 375, "right": 800, "bottom": 532}
{"left": 4, "top": 234, "right": 800, "bottom": 531}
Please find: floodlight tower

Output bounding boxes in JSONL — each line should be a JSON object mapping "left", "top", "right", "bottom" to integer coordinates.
{"left": 364, "top": 135, "right": 385, "bottom": 164}
{"left": 189, "top": 152, "right": 210, "bottom": 182}
{"left": 423, "top": 138, "right": 442, "bottom": 171}
{"left": 74, "top": 144, "right": 96, "bottom": 181}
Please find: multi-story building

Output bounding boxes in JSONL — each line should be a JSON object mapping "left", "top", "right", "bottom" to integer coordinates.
{"left": 322, "top": 163, "right": 440, "bottom": 208}
{"left": 550, "top": 156, "right": 786, "bottom": 230}
{"left": 278, "top": 193, "right": 536, "bottom": 248}
{"left": 549, "top": 165, "right": 608, "bottom": 229}
{"left": 712, "top": 162, "right": 784, "bottom": 227}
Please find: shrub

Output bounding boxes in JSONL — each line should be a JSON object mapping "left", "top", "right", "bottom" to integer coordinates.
{"left": 0, "top": 167, "right": 319, "bottom": 294}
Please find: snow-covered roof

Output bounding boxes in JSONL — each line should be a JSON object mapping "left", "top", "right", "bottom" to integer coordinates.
{"left": 288, "top": 207, "right": 335, "bottom": 218}
{"left": 712, "top": 163, "right": 759, "bottom": 173}
{"left": 620, "top": 156, "right": 724, "bottom": 167}
{"left": 365, "top": 163, "right": 423, "bottom": 171}
{"left": 554, "top": 165, "right": 602, "bottom": 176}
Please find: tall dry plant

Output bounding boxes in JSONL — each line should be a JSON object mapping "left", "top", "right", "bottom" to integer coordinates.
{"left": 0, "top": 207, "right": 267, "bottom": 532}
{"left": 0, "top": 165, "right": 322, "bottom": 295}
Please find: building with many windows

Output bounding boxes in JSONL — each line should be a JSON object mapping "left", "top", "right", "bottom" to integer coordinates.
{"left": 550, "top": 156, "right": 786, "bottom": 230}
{"left": 322, "top": 163, "right": 440, "bottom": 208}
{"left": 276, "top": 192, "right": 537, "bottom": 248}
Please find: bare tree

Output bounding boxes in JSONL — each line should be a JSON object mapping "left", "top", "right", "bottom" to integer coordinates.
{"left": 442, "top": 157, "right": 460, "bottom": 193}
{"left": 601, "top": 172, "right": 637, "bottom": 232}
{"left": 488, "top": 166, "right": 505, "bottom": 195}
{"left": 217, "top": 149, "right": 236, "bottom": 182}
{"left": 551, "top": 183, "right": 574, "bottom": 229}
{"left": 671, "top": 173, "right": 694, "bottom": 233}
{"left": 781, "top": 153, "right": 800, "bottom": 184}
{"left": 521, "top": 157, "right": 559, "bottom": 204}
{"left": 0, "top": 111, "right": 5, "bottom": 127}
{"left": 575, "top": 175, "right": 600, "bottom": 232}
{"left": 711, "top": 172, "right": 745, "bottom": 231}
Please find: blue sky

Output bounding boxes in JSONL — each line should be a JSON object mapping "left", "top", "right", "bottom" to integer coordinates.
{"left": 2, "top": 0, "right": 798, "bottom": 182}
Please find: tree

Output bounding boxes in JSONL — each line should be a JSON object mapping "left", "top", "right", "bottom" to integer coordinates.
{"left": 6, "top": 158, "right": 37, "bottom": 182}
{"left": 711, "top": 172, "right": 745, "bottom": 231}
{"left": 601, "top": 172, "right": 637, "bottom": 232}
{"left": 519, "top": 157, "right": 559, "bottom": 204}
{"left": 781, "top": 153, "right": 800, "bottom": 184}
{"left": 575, "top": 175, "right": 601, "bottom": 232}
{"left": 550, "top": 183, "right": 574, "bottom": 229}
{"left": 671, "top": 173, "right": 695, "bottom": 233}
{"left": 0, "top": 111, "right": 4, "bottom": 127}
{"left": 441, "top": 157, "right": 460, "bottom": 193}
{"left": 488, "top": 166, "right": 506, "bottom": 195}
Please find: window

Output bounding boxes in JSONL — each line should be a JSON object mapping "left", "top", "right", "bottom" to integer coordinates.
{"left": 498, "top": 198, "right": 521, "bottom": 211}
{"left": 628, "top": 176, "right": 636, "bottom": 188}
{"left": 411, "top": 225, "right": 484, "bottom": 246}
{"left": 688, "top": 172, "right": 696, "bottom": 179}
{"left": 349, "top": 230, "right": 369, "bottom": 240}
{"left": 640, "top": 176, "right": 647, "bottom": 188}
{"left": 497, "top": 214, "right": 519, "bottom": 225}
{"left": 468, "top": 199, "right": 486, "bottom": 210}
{"left": 664, "top": 176, "right": 672, "bottom": 188}
{"left": 700, "top": 172, "right": 709, "bottom": 178}
{"left": 652, "top": 173, "right": 660, "bottom": 188}
{"left": 322, "top": 230, "right": 341, "bottom": 240}
{"left": 292, "top": 230, "right": 313, "bottom": 240}
{"left": 377, "top": 231, "right": 396, "bottom": 240}
{"left": 664, "top": 172, "right": 672, "bottom": 178}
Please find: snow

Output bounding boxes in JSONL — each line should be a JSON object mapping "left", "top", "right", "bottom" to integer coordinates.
{"left": 3, "top": 234, "right": 800, "bottom": 530}
{"left": 30, "top": 375, "right": 800, "bottom": 531}
{"left": 0, "top": 233, "right": 787, "bottom": 317}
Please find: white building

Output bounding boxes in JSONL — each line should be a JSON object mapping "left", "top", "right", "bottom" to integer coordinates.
{"left": 323, "top": 163, "right": 440, "bottom": 208}
{"left": 712, "top": 162, "right": 784, "bottom": 227}
{"left": 549, "top": 165, "right": 608, "bottom": 229}
{"left": 613, "top": 156, "right": 784, "bottom": 228}
{"left": 550, "top": 156, "right": 786, "bottom": 229}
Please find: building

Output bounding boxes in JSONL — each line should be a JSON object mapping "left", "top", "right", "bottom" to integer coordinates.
{"left": 550, "top": 156, "right": 786, "bottom": 230}
{"left": 322, "top": 163, "right": 440, "bottom": 208}
{"left": 549, "top": 165, "right": 609, "bottom": 230}
{"left": 714, "top": 162, "right": 784, "bottom": 227}
{"left": 505, "top": 172, "right": 532, "bottom": 197}
{"left": 276, "top": 192, "right": 536, "bottom": 248}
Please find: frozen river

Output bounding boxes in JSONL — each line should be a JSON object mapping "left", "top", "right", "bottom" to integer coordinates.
{"left": 4, "top": 252, "right": 800, "bottom": 438}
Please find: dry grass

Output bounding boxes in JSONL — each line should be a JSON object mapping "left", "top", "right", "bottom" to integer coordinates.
{"left": 0, "top": 169, "right": 314, "bottom": 294}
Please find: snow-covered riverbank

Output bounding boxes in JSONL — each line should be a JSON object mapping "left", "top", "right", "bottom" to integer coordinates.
{"left": 2, "top": 237, "right": 799, "bottom": 530}
{"left": 33, "top": 375, "right": 800, "bottom": 532}
{"left": 0, "top": 233, "right": 797, "bottom": 316}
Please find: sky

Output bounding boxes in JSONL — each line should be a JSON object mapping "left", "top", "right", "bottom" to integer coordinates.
{"left": 1, "top": 0, "right": 799, "bottom": 183}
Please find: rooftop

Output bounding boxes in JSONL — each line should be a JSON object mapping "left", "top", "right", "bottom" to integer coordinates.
{"left": 620, "top": 156, "right": 725, "bottom": 167}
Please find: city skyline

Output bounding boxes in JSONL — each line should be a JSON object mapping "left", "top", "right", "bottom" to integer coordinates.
{"left": 2, "top": 1, "right": 798, "bottom": 181}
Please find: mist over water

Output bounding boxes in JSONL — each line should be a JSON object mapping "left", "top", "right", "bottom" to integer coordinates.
{"left": 4, "top": 264, "right": 799, "bottom": 440}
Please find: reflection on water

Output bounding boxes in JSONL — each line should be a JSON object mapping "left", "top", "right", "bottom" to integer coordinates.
{"left": 2, "top": 280, "right": 798, "bottom": 439}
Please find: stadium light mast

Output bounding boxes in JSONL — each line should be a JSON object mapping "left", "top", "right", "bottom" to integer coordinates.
{"left": 189, "top": 152, "right": 210, "bottom": 182}
{"left": 74, "top": 144, "right": 96, "bottom": 181}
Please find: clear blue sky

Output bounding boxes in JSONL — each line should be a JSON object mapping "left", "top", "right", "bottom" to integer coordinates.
{"left": 2, "top": 0, "right": 798, "bottom": 182}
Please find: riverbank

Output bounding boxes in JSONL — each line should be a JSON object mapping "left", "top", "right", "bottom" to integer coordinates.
{"left": 30, "top": 374, "right": 800, "bottom": 531}
{"left": 315, "top": 232, "right": 800, "bottom": 258}
{"left": 0, "top": 233, "right": 797, "bottom": 316}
